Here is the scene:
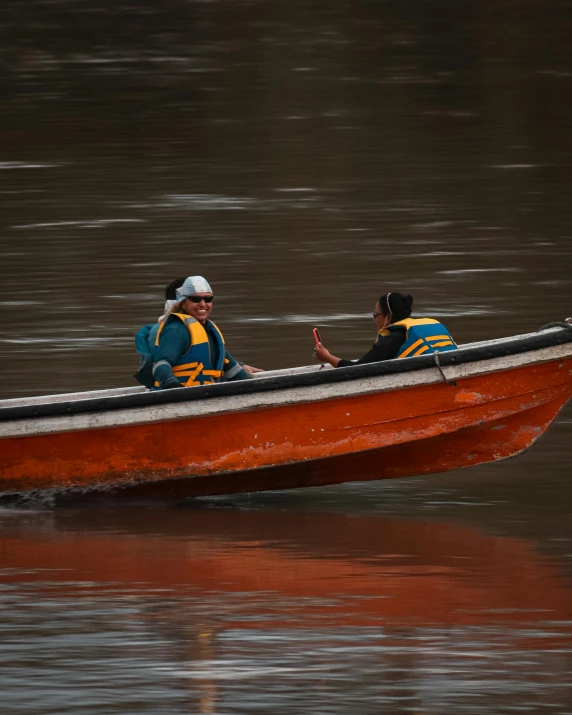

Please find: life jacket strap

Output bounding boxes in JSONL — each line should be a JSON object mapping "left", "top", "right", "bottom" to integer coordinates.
{"left": 399, "top": 338, "right": 424, "bottom": 358}
{"left": 173, "top": 362, "right": 199, "bottom": 375}
{"left": 182, "top": 362, "right": 204, "bottom": 387}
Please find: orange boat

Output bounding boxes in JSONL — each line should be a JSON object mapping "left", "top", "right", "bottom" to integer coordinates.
{"left": 1, "top": 325, "right": 571, "bottom": 497}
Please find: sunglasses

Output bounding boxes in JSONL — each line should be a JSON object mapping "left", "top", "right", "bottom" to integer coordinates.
{"left": 187, "top": 295, "right": 214, "bottom": 304}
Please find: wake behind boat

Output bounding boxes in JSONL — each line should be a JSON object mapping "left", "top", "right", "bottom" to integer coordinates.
{"left": 1, "top": 325, "right": 572, "bottom": 499}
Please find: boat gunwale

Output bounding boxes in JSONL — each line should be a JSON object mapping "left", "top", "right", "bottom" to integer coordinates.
{"left": 1, "top": 327, "right": 572, "bottom": 423}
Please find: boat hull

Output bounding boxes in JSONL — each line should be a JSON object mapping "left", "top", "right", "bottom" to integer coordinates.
{"left": 1, "top": 353, "right": 571, "bottom": 497}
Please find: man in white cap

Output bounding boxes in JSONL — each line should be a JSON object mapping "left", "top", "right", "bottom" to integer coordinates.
{"left": 149, "top": 276, "right": 253, "bottom": 390}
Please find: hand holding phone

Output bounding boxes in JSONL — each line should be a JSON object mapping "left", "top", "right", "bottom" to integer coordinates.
{"left": 312, "top": 328, "right": 329, "bottom": 367}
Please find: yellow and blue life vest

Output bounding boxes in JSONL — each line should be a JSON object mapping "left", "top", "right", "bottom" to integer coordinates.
{"left": 386, "top": 318, "right": 457, "bottom": 359}
{"left": 154, "top": 313, "right": 226, "bottom": 388}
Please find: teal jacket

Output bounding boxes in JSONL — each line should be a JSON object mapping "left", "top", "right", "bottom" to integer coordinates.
{"left": 134, "top": 317, "right": 250, "bottom": 389}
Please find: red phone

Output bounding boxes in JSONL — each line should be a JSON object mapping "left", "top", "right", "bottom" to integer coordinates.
{"left": 312, "top": 328, "right": 322, "bottom": 345}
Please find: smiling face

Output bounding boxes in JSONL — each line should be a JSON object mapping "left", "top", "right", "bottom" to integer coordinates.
{"left": 181, "top": 293, "right": 214, "bottom": 323}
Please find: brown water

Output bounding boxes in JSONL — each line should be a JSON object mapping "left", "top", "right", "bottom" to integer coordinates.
{"left": 1, "top": 0, "right": 572, "bottom": 712}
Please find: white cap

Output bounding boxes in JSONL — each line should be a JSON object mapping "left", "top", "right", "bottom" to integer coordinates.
{"left": 176, "top": 276, "right": 213, "bottom": 300}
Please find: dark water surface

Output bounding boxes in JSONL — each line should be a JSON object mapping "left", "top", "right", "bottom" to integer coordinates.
{"left": 2, "top": 0, "right": 572, "bottom": 712}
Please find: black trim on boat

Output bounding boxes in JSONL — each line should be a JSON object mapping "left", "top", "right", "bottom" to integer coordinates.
{"left": 2, "top": 328, "right": 572, "bottom": 422}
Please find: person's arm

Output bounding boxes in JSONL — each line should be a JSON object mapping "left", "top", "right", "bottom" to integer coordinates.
{"left": 315, "top": 331, "right": 406, "bottom": 368}
{"left": 313, "top": 342, "right": 342, "bottom": 368}
{"left": 223, "top": 350, "right": 253, "bottom": 381}
{"left": 152, "top": 320, "right": 190, "bottom": 389}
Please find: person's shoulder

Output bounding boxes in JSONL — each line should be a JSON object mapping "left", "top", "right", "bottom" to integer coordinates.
{"left": 387, "top": 323, "right": 407, "bottom": 333}
{"left": 385, "top": 325, "right": 407, "bottom": 344}
{"left": 164, "top": 313, "right": 187, "bottom": 326}
{"left": 375, "top": 329, "right": 404, "bottom": 347}
{"left": 159, "top": 315, "right": 189, "bottom": 338}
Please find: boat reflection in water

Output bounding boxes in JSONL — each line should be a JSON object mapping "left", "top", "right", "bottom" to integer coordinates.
{"left": 2, "top": 506, "right": 571, "bottom": 626}
{"left": 1, "top": 505, "right": 572, "bottom": 713}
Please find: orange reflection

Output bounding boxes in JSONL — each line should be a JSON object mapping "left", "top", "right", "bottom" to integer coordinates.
{"left": 1, "top": 509, "right": 570, "bottom": 635}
